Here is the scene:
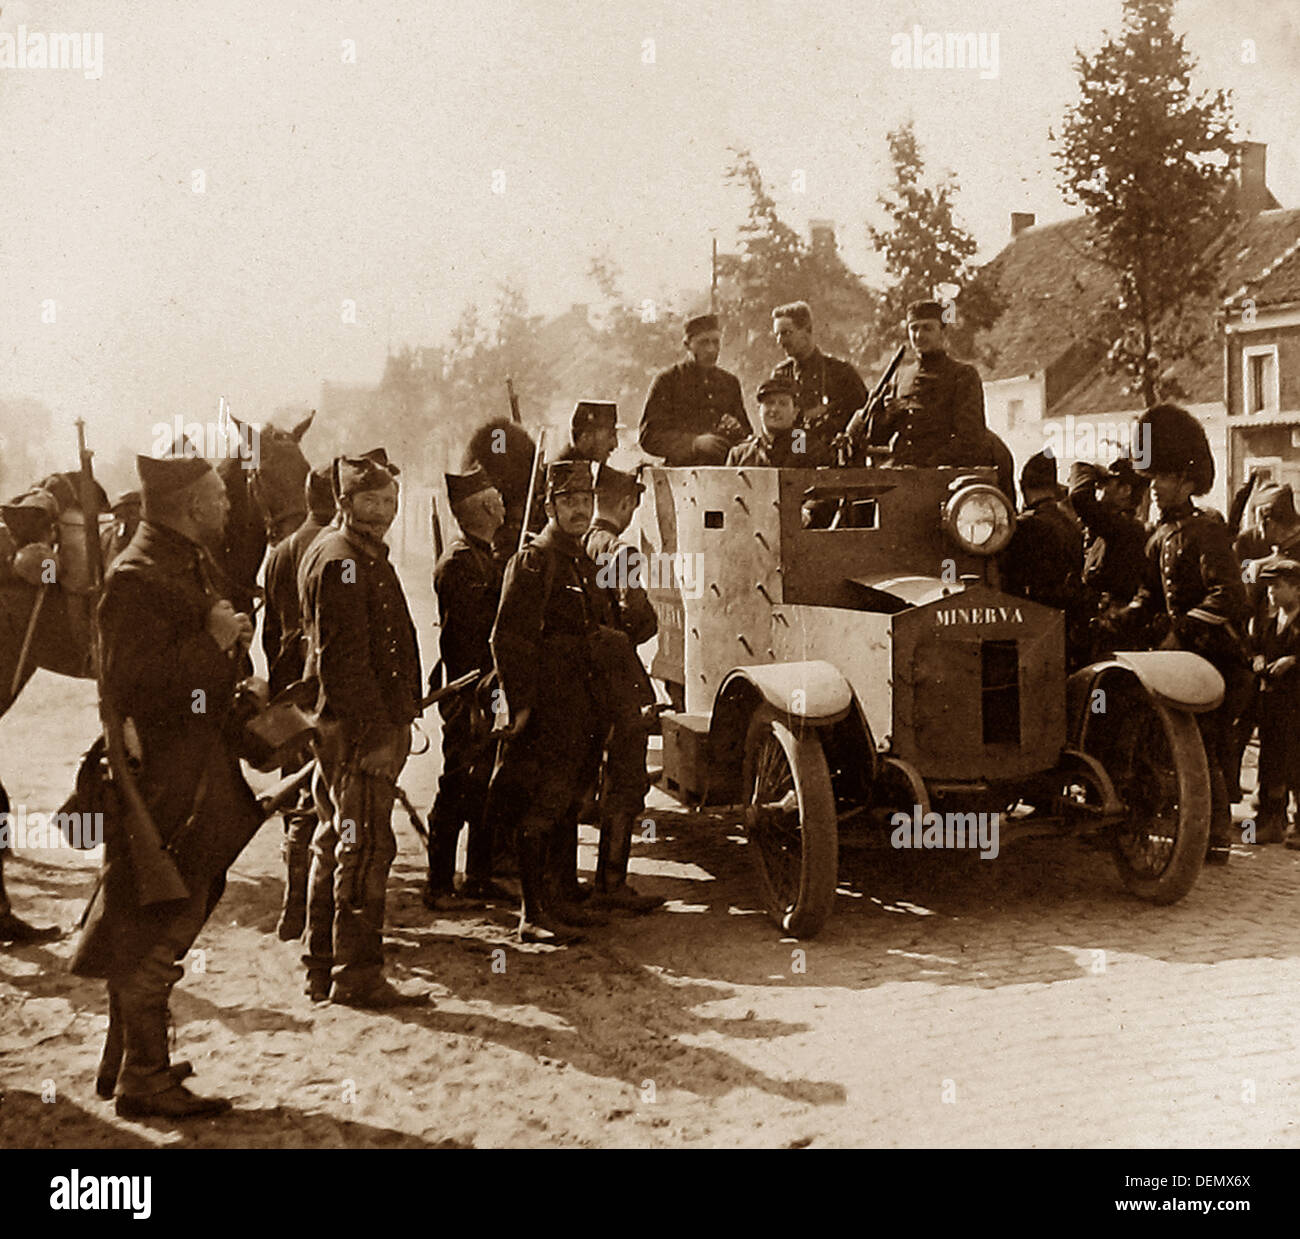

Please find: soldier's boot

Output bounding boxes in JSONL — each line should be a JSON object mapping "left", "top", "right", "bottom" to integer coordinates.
{"left": 517, "top": 830, "right": 582, "bottom": 946}
{"left": 545, "top": 823, "right": 607, "bottom": 928}
{"left": 114, "top": 1003, "right": 228, "bottom": 1120}
{"left": 1205, "top": 767, "right": 1233, "bottom": 865}
{"left": 1254, "top": 796, "right": 1287, "bottom": 845}
{"left": 275, "top": 813, "right": 315, "bottom": 941}
{"left": 0, "top": 848, "right": 60, "bottom": 944}
{"left": 590, "top": 810, "right": 663, "bottom": 914}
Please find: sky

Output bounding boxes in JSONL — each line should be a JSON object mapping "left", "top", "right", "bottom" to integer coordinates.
{"left": 2, "top": 0, "right": 1299, "bottom": 466}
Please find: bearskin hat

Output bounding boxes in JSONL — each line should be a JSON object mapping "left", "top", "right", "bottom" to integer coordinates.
{"left": 461, "top": 418, "right": 537, "bottom": 507}
{"left": 1133, "top": 403, "right": 1214, "bottom": 496}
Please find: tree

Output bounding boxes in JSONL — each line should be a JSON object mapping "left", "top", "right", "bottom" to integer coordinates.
{"left": 867, "top": 121, "right": 1002, "bottom": 361}
{"left": 715, "top": 150, "right": 876, "bottom": 395}
{"left": 585, "top": 252, "right": 685, "bottom": 407}
{"left": 1051, "top": 0, "right": 1237, "bottom": 406}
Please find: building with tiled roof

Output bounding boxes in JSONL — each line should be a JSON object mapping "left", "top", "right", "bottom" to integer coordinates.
{"left": 973, "top": 142, "right": 1294, "bottom": 514}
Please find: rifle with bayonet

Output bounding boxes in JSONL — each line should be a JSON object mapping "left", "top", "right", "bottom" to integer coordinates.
{"left": 837, "top": 344, "right": 907, "bottom": 465}
{"left": 76, "top": 420, "right": 190, "bottom": 905}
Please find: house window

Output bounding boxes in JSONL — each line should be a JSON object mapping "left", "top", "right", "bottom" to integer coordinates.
{"left": 1007, "top": 398, "right": 1024, "bottom": 431}
{"left": 1243, "top": 345, "right": 1279, "bottom": 415}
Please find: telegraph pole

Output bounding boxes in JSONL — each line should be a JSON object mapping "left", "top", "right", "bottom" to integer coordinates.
{"left": 710, "top": 235, "right": 718, "bottom": 313}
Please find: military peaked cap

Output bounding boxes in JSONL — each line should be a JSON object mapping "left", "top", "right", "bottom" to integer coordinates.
{"left": 571, "top": 401, "right": 618, "bottom": 435}
{"left": 595, "top": 463, "right": 643, "bottom": 500}
{"left": 757, "top": 375, "right": 798, "bottom": 402}
{"left": 1020, "top": 449, "right": 1058, "bottom": 492}
{"left": 906, "top": 299, "right": 946, "bottom": 324}
{"left": 445, "top": 465, "right": 495, "bottom": 507}
{"left": 1258, "top": 556, "right": 1300, "bottom": 583}
{"left": 546, "top": 459, "right": 595, "bottom": 498}
{"left": 685, "top": 313, "right": 719, "bottom": 339}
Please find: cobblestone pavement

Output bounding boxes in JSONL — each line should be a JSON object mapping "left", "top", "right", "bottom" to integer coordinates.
{"left": 1, "top": 670, "right": 1297, "bottom": 1148}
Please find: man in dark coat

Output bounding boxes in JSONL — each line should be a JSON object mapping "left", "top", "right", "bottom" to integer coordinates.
{"left": 555, "top": 400, "right": 620, "bottom": 468}
{"left": 584, "top": 465, "right": 662, "bottom": 913}
{"left": 490, "top": 460, "right": 611, "bottom": 944}
{"left": 425, "top": 466, "right": 507, "bottom": 909}
{"left": 1122, "top": 404, "right": 1251, "bottom": 864}
{"left": 727, "top": 375, "right": 827, "bottom": 467}
{"left": 1068, "top": 457, "right": 1151, "bottom": 658}
{"left": 640, "top": 314, "right": 751, "bottom": 465}
{"left": 71, "top": 452, "right": 261, "bottom": 1119}
{"left": 770, "top": 301, "right": 867, "bottom": 463}
{"left": 260, "top": 463, "right": 334, "bottom": 941}
{"left": 1248, "top": 558, "right": 1300, "bottom": 844}
{"left": 862, "top": 300, "right": 987, "bottom": 467}
{"left": 299, "top": 450, "right": 423, "bottom": 1006}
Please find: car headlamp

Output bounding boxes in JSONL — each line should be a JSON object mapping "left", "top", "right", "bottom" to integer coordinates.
{"left": 942, "top": 484, "right": 1015, "bottom": 556}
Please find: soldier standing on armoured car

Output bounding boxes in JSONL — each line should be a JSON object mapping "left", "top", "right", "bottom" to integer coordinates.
{"left": 770, "top": 301, "right": 867, "bottom": 465}
{"left": 1119, "top": 404, "right": 1251, "bottom": 866}
{"left": 262, "top": 463, "right": 335, "bottom": 941}
{"left": 299, "top": 450, "right": 424, "bottom": 1006}
{"left": 856, "top": 300, "right": 987, "bottom": 467}
{"left": 425, "top": 465, "right": 509, "bottom": 909}
{"left": 490, "top": 460, "right": 610, "bottom": 945}
{"left": 640, "top": 314, "right": 751, "bottom": 465}
{"left": 584, "top": 465, "right": 663, "bottom": 913}
{"left": 71, "top": 452, "right": 261, "bottom": 1119}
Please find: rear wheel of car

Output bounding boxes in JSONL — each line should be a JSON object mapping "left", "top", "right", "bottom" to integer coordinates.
{"left": 1091, "top": 690, "right": 1210, "bottom": 904}
{"left": 741, "top": 705, "right": 838, "bottom": 937}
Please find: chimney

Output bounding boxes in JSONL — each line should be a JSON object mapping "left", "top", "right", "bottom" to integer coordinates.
{"left": 1011, "top": 212, "right": 1036, "bottom": 239}
{"left": 1237, "top": 141, "right": 1269, "bottom": 215}
{"left": 809, "top": 219, "right": 836, "bottom": 253}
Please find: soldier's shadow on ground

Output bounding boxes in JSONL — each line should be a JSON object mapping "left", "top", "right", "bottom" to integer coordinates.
{"left": 612, "top": 804, "right": 1300, "bottom": 992}
{"left": 0, "top": 1087, "right": 465, "bottom": 1149}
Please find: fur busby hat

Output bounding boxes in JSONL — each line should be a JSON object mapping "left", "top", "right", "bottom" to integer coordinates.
{"left": 1133, "top": 404, "right": 1214, "bottom": 496}
{"left": 462, "top": 418, "right": 536, "bottom": 508}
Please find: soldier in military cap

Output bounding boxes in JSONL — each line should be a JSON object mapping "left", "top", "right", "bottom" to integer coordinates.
{"left": 859, "top": 300, "right": 987, "bottom": 467}
{"left": 1001, "top": 450, "right": 1087, "bottom": 665}
{"left": 640, "top": 314, "right": 751, "bottom": 465}
{"left": 101, "top": 489, "right": 142, "bottom": 564}
{"left": 556, "top": 401, "right": 620, "bottom": 467}
{"left": 425, "top": 466, "right": 509, "bottom": 909}
{"left": 1068, "top": 456, "right": 1152, "bottom": 658}
{"left": 727, "top": 375, "right": 824, "bottom": 467}
{"left": 770, "top": 301, "right": 867, "bottom": 463}
{"left": 71, "top": 449, "right": 260, "bottom": 1119}
{"left": 1120, "top": 404, "right": 1250, "bottom": 863}
{"left": 584, "top": 465, "right": 663, "bottom": 913}
{"left": 1249, "top": 557, "right": 1300, "bottom": 845}
{"left": 299, "top": 450, "right": 424, "bottom": 1005}
{"left": 260, "top": 463, "right": 335, "bottom": 942}
{"left": 490, "top": 458, "right": 612, "bottom": 943}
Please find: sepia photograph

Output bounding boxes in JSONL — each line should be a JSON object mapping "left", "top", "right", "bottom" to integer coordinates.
{"left": 0, "top": 0, "right": 1296, "bottom": 1202}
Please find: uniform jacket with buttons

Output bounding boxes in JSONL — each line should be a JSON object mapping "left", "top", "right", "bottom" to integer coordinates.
{"left": 726, "top": 429, "right": 830, "bottom": 468}
{"left": 262, "top": 515, "right": 329, "bottom": 692}
{"left": 1068, "top": 469, "right": 1149, "bottom": 606}
{"left": 639, "top": 359, "right": 751, "bottom": 464}
{"left": 1132, "top": 501, "right": 1248, "bottom": 666}
{"left": 299, "top": 525, "right": 421, "bottom": 750}
{"left": 491, "top": 523, "right": 612, "bottom": 718}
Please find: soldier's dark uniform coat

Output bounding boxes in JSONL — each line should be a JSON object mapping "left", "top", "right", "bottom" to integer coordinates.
{"left": 71, "top": 521, "right": 262, "bottom": 979}
{"left": 435, "top": 533, "right": 503, "bottom": 681}
{"left": 725, "top": 430, "right": 827, "bottom": 468}
{"left": 639, "top": 360, "right": 751, "bottom": 465}
{"left": 872, "top": 350, "right": 986, "bottom": 467}
{"left": 299, "top": 526, "right": 421, "bottom": 752}
{"left": 999, "top": 499, "right": 1082, "bottom": 615}
{"left": 1068, "top": 471, "right": 1148, "bottom": 607}
{"left": 262, "top": 515, "right": 329, "bottom": 693}
{"left": 771, "top": 349, "right": 866, "bottom": 463}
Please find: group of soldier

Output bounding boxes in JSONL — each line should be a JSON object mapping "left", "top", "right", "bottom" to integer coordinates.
{"left": 5, "top": 289, "right": 1299, "bottom": 1123}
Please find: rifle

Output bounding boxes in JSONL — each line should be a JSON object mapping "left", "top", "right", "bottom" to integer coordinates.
{"left": 838, "top": 344, "right": 907, "bottom": 466}
{"left": 518, "top": 426, "right": 547, "bottom": 557}
{"left": 75, "top": 420, "right": 190, "bottom": 906}
{"left": 506, "top": 376, "right": 522, "bottom": 424}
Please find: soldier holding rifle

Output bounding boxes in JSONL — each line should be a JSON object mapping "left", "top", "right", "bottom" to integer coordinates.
{"left": 71, "top": 444, "right": 262, "bottom": 1120}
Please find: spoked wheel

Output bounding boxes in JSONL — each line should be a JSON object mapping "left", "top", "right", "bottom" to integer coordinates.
{"left": 1090, "top": 689, "right": 1210, "bottom": 904}
{"left": 741, "top": 705, "right": 838, "bottom": 937}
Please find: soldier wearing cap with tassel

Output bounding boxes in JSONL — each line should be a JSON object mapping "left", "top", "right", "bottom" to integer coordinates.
{"left": 298, "top": 449, "right": 424, "bottom": 1006}
{"left": 640, "top": 314, "right": 751, "bottom": 465}
{"left": 424, "top": 465, "right": 509, "bottom": 909}
{"left": 584, "top": 464, "right": 664, "bottom": 913}
{"left": 490, "top": 458, "right": 612, "bottom": 944}
{"left": 71, "top": 449, "right": 261, "bottom": 1119}
{"left": 1118, "top": 404, "right": 1251, "bottom": 864}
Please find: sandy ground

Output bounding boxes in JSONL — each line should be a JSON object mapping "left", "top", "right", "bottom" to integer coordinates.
{"left": 1, "top": 592, "right": 1297, "bottom": 1148}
